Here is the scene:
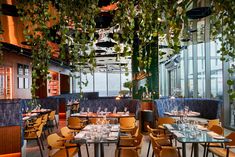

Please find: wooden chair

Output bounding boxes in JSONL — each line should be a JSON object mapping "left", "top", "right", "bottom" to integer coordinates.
{"left": 117, "top": 127, "right": 143, "bottom": 157}
{"left": 149, "top": 133, "right": 180, "bottom": 157}
{"left": 67, "top": 117, "right": 85, "bottom": 131}
{"left": 207, "top": 119, "right": 220, "bottom": 130}
{"left": 47, "top": 133, "right": 78, "bottom": 157}
{"left": 119, "top": 117, "right": 136, "bottom": 133}
{"left": 207, "top": 132, "right": 235, "bottom": 157}
{"left": 26, "top": 116, "right": 42, "bottom": 129}
{"left": 146, "top": 125, "right": 172, "bottom": 157}
{"left": 60, "top": 126, "right": 90, "bottom": 157}
{"left": 191, "top": 125, "right": 224, "bottom": 157}
{"left": 24, "top": 123, "right": 44, "bottom": 157}
{"left": 48, "top": 110, "right": 58, "bottom": 131}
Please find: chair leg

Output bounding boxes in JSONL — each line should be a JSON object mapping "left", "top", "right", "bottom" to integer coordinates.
{"left": 203, "top": 143, "right": 207, "bottom": 157}
{"left": 54, "top": 118, "right": 58, "bottom": 128}
{"left": 40, "top": 137, "right": 44, "bottom": 150}
{"left": 206, "top": 145, "right": 209, "bottom": 157}
{"left": 190, "top": 143, "right": 194, "bottom": 157}
{"left": 36, "top": 138, "right": 43, "bottom": 157}
{"left": 86, "top": 144, "right": 90, "bottom": 157}
{"left": 147, "top": 141, "right": 151, "bottom": 157}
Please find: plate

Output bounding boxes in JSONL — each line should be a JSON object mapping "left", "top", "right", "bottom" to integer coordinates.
{"left": 106, "top": 137, "right": 117, "bottom": 140}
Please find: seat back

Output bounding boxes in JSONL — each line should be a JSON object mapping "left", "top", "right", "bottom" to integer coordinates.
{"left": 33, "top": 116, "right": 42, "bottom": 127}
{"left": 47, "top": 133, "right": 64, "bottom": 148}
{"left": 49, "top": 110, "right": 56, "bottom": 121}
{"left": 157, "top": 117, "right": 175, "bottom": 126}
{"left": 61, "top": 126, "right": 74, "bottom": 139}
{"left": 160, "top": 147, "right": 179, "bottom": 157}
{"left": 207, "top": 119, "right": 220, "bottom": 130}
{"left": 209, "top": 125, "right": 224, "bottom": 136}
{"left": 149, "top": 133, "right": 162, "bottom": 156}
{"left": 120, "top": 117, "right": 135, "bottom": 129}
{"left": 36, "top": 123, "right": 44, "bottom": 137}
{"left": 225, "top": 132, "right": 235, "bottom": 146}
{"left": 68, "top": 117, "right": 81, "bottom": 126}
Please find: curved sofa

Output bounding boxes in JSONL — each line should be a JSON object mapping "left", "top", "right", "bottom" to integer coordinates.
{"left": 154, "top": 98, "right": 222, "bottom": 119}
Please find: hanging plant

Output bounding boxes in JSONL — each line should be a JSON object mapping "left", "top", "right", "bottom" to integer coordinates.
{"left": 210, "top": 0, "right": 235, "bottom": 99}
{"left": 17, "top": 1, "right": 55, "bottom": 98}
{"left": 112, "top": 0, "right": 189, "bottom": 98}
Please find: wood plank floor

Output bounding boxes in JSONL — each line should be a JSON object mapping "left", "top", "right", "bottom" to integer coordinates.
{"left": 24, "top": 118, "right": 231, "bottom": 157}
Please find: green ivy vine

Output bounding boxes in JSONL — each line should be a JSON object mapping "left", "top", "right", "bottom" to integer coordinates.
{"left": 210, "top": 0, "right": 235, "bottom": 100}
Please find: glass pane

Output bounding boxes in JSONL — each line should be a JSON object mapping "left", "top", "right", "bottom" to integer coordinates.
{"left": 94, "top": 72, "right": 107, "bottom": 96}
{"left": 81, "top": 73, "right": 94, "bottom": 92}
{"left": 18, "top": 77, "right": 24, "bottom": 89}
{"left": 210, "top": 40, "right": 223, "bottom": 99}
{"left": 17, "top": 64, "right": 23, "bottom": 75}
{"left": 108, "top": 72, "right": 120, "bottom": 96}
{"left": 197, "top": 43, "right": 205, "bottom": 97}
{"left": 24, "top": 78, "right": 29, "bottom": 89}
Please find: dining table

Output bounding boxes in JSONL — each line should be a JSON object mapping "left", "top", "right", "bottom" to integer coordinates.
{"left": 164, "top": 123, "right": 231, "bottom": 157}
{"left": 71, "top": 112, "right": 135, "bottom": 123}
{"left": 70, "top": 124, "right": 120, "bottom": 157}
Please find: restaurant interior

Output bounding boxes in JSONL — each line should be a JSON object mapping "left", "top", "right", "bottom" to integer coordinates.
{"left": 0, "top": 0, "right": 235, "bottom": 157}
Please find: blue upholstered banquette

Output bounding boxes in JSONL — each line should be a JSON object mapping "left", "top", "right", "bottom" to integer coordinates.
{"left": 154, "top": 98, "right": 222, "bottom": 119}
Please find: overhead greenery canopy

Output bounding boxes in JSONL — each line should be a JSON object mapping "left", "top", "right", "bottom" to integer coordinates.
{"left": 0, "top": 0, "right": 234, "bottom": 99}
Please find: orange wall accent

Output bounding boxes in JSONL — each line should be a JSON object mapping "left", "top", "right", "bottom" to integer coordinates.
{"left": 0, "top": 153, "right": 21, "bottom": 157}
{"left": 0, "top": 126, "right": 21, "bottom": 155}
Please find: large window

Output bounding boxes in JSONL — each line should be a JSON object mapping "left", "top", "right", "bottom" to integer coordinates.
{"left": 79, "top": 67, "right": 132, "bottom": 97}
{"left": 210, "top": 40, "right": 223, "bottom": 99}
{"left": 17, "top": 64, "right": 29, "bottom": 89}
{"left": 197, "top": 43, "right": 205, "bottom": 97}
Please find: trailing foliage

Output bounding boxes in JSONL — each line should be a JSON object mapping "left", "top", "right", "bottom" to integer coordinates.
{"left": 0, "top": 0, "right": 233, "bottom": 99}
{"left": 210, "top": 0, "right": 235, "bottom": 99}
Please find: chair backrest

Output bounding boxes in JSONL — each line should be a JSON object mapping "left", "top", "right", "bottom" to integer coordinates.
{"left": 61, "top": 126, "right": 74, "bottom": 139}
{"left": 47, "top": 133, "right": 64, "bottom": 148}
{"left": 33, "top": 116, "right": 42, "bottom": 127}
{"left": 49, "top": 110, "right": 56, "bottom": 120}
{"left": 225, "top": 132, "right": 235, "bottom": 146}
{"left": 210, "top": 125, "right": 224, "bottom": 136}
{"left": 120, "top": 117, "right": 136, "bottom": 129}
{"left": 207, "top": 119, "right": 220, "bottom": 130}
{"left": 68, "top": 117, "right": 81, "bottom": 125}
{"left": 41, "top": 114, "right": 48, "bottom": 124}
{"left": 149, "top": 133, "right": 162, "bottom": 156}
{"left": 133, "top": 128, "right": 143, "bottom": 146}
{"left": 36, "top": 123, "right": 44, "bottom": 137}
{"left": 157, "top": 117, "right": 175, "bottom": 126}
{"left": 116, "top": 149, "right": 139, "bottom": 157}
{"left": 160, "top": 147, "right": 179, "bottom": 157}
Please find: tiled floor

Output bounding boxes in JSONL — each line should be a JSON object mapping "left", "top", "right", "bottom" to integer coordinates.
{"left": 24, "top": 117, "right": 232, "bottom": 157}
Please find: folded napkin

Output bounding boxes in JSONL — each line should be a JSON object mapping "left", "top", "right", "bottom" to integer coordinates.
{"left": 173, "top": 131, "right": 185, "bottom": 138}
{"left": 109, "top": 132, "right": 119, "bottom": 137}
{"left": 31, "top": 113, "right": 37, "bottom": 116}
{"left": 75, "top": 131, "right": 86, "bottom": 139}
{"left": 207, "top": 131, "right": 225, "bottom": 139}
{"left": 71, "top": 113, "right": 80, "bottom": 116}
{"left": 164, "top": 112, "right": 173, "bottom": 115}
{"left": 163, "top": 124, "right": 174, "bottom": 130}
{"left": 23, "top": 116, "right": 30, "bottom": 120}
{"left": 196, "top": 125, "right": 207, "bottom": 131}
